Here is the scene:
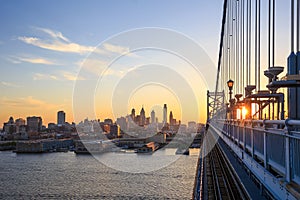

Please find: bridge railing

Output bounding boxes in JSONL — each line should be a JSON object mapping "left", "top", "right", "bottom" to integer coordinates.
{"left": 209, "top": 119, "right": 300, "bottom": 185}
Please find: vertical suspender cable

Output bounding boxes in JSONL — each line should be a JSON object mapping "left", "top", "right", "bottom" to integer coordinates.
{"left": 291, "top": 0, "right": 294, "bottom": 52}
{"left": 228, "top": 0, "right": 231, "bottom": 80}
{"left": 249, "top": 0, "right": 252, "bottom": 85}
{"left": 254, "top": 0, "right": 259, "bottom": 118}
{"left": 231, "top": 0, "right": 233, "bottom": 82}
{"left": 258, "top": 0, "right": 261, "bottom": 91}
{"left": 268, "top": 0, "right": 271, "bottom": 70}
{"left": 257, "top": 0, "right": 262, "bottom": 119}
{"left": 297, "top": 0, "right": 300, "bottom": 52}
{"left": 233, "top": 0, "right": 236, "bottom": 84}
{"left": 231, "top": 0, "right": 233, "bottom": 80}
{"left": 273, "top": 0, "right": 276, "bottom": 68}
{"left": 225, "top": 25, "right": 227, "bottom": 83}
{"left": 255, "top": 0, "right": 258, "bottom": 90}
{"left": 246, "top": 0, "right": 249, "bottom": 85}
{"left": 242, "top": 0, "right": 245, "bottom": 94}
{"left": 223, "top": 44, "right": 225, "bottom": 89}
{"left": 268, "top": 0, "right": 271, "bottom": 118}
{"left": 237, "top": 0, "right": 240, "bottom": 94}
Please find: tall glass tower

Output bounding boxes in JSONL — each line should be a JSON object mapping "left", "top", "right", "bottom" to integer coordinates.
{"left": 163, "top": 104, "right": 167, "bottom": 124}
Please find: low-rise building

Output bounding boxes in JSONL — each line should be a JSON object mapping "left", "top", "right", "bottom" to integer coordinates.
{"left": 16, "top": 139, "right": 73, "bottom": 153}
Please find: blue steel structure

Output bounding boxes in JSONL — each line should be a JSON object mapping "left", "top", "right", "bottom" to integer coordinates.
{"left": 194, "top": 0, "right": 300, "bottom": 199}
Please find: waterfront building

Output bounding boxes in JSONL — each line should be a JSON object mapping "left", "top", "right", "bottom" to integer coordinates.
{"left": 101, "top": 123, "right": 110, "bottom": 133}
{"left": 104, "top": 118, "right": 113, "bottom": 125}
{"left": 116, "top": 117, "right": 127, "bottom": 132}
{"left": 151, "top": 110, "right": 155, "bottom": 124}
{"left": 188, "top": 121, "right": 197, "bottom": 133}
{"left": 15, "top": 118, "right": 25, "bottom": 133}
{"left": 135, "top": 115, "right": 140, "bottom": 125}
{"left": 48, "top": 123, "right": 56, "bottom": 130}
{"left": 145, "top": 117, "right": 150, "bottom": 125}
{"left": 27, "top": 116, "right": 42, "bottom": 134}
{"left": 3, "top": 117, "right": 16, "bottom": 134}
{"left": 179, "top": 124, "right": 187, "bottom": 133}
{"left": 16, "top": 139, "right": 73, "bottom": 153}
{"left": 57, "top": 111, "right": 65, "bottom": 125}
{"left": 15, "top": 118, "right": 25, "bottom": 126}
{"left": 110, "top": 124, "right": 120, "bottom": 138}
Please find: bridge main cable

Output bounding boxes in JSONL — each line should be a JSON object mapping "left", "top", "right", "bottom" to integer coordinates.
{"left": 213, "top": 0, "right": 228, "bottom": 115}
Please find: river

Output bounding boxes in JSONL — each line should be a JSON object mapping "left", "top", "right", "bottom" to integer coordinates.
{"left": 0, "top": 149, "right": 199, "bottom": 199}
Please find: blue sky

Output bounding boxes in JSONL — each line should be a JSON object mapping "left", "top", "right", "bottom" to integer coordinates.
{"left": 0, "top": 0, "right": 292, "bottom": 125}
{"left": 0, "top": 0, "right": 224, "bottom": 124}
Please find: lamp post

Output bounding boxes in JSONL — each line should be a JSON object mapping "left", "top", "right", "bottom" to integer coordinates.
{"left": 227, "top": 79, "right": 234, "bottom": 104}
{"left": 227, "top": 79, "right": 234, "bottom": 119}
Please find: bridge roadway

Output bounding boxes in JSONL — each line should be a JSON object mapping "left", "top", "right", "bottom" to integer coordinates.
{"left": 193, "top": 129, "right": 266, "bottom": 200}
{"left": 193, "top": 120, "right": 300, "bottom": 200}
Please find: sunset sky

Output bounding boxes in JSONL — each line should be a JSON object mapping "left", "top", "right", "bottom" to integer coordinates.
{"left": 0, "top": 0, "right": 292, "bottom": 125}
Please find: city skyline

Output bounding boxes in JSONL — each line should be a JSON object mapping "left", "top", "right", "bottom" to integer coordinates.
{"left": 1, "top": 103, "right": 188, "bottom": 129}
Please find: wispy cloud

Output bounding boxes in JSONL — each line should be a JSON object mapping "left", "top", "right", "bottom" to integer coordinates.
{"left": 102, "top": 68, "right": 124, "bottom": 77}
{"left": 35, "top": 27, "right": 70, "bottom": 42}
{"left": 33, "top": 73, "right": 58, "bottom": 80}
{"left": 103, "top": 43, "right": 139, "bottom": 58}
{"left": 19, "top": 57, "right": 55, "bottom": 65}
{"left": 18, "top": 36, "right": 96, "bottom": 54}
{"left": 77, "top": 58, "right": 108, "bottom": 76}
{"left": 0, "top": 96, "right": 60, "bottom": 109}
{"left": 6, "top": 57, "right": 22, "bottom": 64}
{"left": 60, "top": 71, "right": 84, "bottom": 81}
{"left": 18, "top": 27, "right": 137, "bottom": 56}
{"left": 9, "top": 55, "right": 58, "bottom": 65}
{"left": 33, "top": 71, "right": 84, "bottom": 81}
{"left": 18, "top": 27, "right": 98, "bottom": 54}
{"left": 1, "top": 81, "right": 22, "bottom": 88}
{"left": 103, "top": 43, "right": 129, "bottom": 54}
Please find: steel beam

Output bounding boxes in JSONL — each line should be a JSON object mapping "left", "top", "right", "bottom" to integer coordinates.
{"left": 288, "top": 53, "right": 297, "bottom": 119}
{"left": 297, "top": 52, "right": 300, "bottom": 119}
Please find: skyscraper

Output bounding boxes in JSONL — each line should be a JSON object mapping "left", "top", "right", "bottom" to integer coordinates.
{"left": 57, "top": 111, "right": 66, "bottom": 125}
{"left": 131, "top": 108, "right": 135, "bottom": 122}
{"left": 151, "top": 110, "right": 155, "bottom": 124}
{"left": 140, "top": 107, "right": 145, "bottom": 126}
{"left": 163, "top": 104, "right": 167, "bottom": 124}
{"left": 169, "top": 111, "right": 174, "bottom": 126}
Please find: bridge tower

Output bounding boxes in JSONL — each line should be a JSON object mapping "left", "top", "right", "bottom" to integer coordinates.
{"left": 206, "top": 90, "right": 225, "bottom": 122}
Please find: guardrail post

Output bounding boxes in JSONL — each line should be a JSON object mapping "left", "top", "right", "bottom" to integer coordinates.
{"left": 263, "top": 120, "right": 268, "bottom": 169}
{"left": 231, "top": 120, "right": 234, "bottom": 140}
{"left": 285, "top": 136, "right": 291, "bottom": 182}
{"left": 230, "top": 120, "right": 233, "bottom": 139}
{"left": 285, "top": 120, "right": 291, "bottom": 182}
{"left": 237, "top": 120, "right": 240, "bottom": 144}
{"left": 251, "top": 121, "right": 254, "bottom": 158}
{"left": 243, "top": 120, "right": 246, "bottom": 151}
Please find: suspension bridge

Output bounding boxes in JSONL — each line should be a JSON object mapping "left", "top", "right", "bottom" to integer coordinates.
{"left": 193, "top": 0, "right": 300, "bottom": 199}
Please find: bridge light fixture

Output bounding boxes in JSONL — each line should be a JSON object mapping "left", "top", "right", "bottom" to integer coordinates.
{"left": 242, "top": 107, "right": 248, "bottom": 119}
{"left": 227, "top": 79, "right": 234, "bottom": 90}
